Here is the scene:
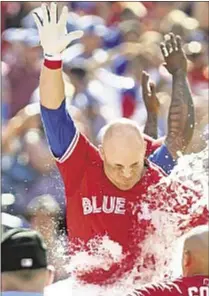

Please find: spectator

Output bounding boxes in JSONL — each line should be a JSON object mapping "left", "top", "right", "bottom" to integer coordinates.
{"left": 2, "top": 28, "right": 41, "bottom": 117}
{"left": 63, "top": 59, "right": 107, "bottom": 143}
{"left": 1, "top": 61, "right": 11, "bottom": 124}
{"left": 1, "top": 103, "right": 64, "bottom": 215}
{"left": 26, "top": 194, "right": 69, "bottom": 281}
{"left": 185, "top": 93, "right": 209, "bottom": 154}
{"left": 1, "top": 228, "right": 54, "bottom": 294}
{"left": 185, "top": 41, "right": 209, "bottom": 95}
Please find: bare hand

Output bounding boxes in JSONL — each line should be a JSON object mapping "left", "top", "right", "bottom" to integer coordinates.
{"left": 142, "top": 71, "right": 160, "bottom": 114}
{"left": 160, "top": 33, "right": 187, "bottom": 75}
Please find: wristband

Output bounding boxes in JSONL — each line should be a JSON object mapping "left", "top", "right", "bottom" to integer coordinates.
{"left": 44, "top": 54, "right": 62, "bottom": 70}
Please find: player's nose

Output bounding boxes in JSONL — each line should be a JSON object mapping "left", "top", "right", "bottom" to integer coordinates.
{"left": 122, "top": 168, "right": 132, "bottom": 179}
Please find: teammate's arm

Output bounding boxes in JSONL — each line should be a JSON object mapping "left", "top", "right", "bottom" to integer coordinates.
{"left": 161, "top": 33, "right": 194, "bottom": 159}
{"left": 148, "top": 33, "right": 194, "bottom": 173}
{"left": 142, "top": 71, "right": 176, "bottom": 174}
{"left": 142, "top": 71, "right": 159, "bottom": 140}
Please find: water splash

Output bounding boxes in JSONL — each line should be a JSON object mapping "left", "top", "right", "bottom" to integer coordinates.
{"left": 45, "top": 145, "right": 208, "bottom": 295}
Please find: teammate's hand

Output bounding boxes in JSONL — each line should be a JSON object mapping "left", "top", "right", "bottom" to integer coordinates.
{"left": 160, "top": 33, "right": 187, "bottom": 75}
{"left": 142, "top": 71, "right": 160, "bottom": 114}
{"left": 33, "top": 2, "right": 83, "bottom": 56}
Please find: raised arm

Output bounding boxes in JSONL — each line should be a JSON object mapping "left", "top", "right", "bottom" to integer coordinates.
{"left": 160, "top": 33, "right": 194, "bottom": 159}
{"left": 142, "top": 71, "right": 160, "bottom": 139}
{"left": 2, "top": 104, "right": 40, "bottom": 154}
{"left": 33, "top": 3, "right": 82, "bottom": 109}
{"left": 32, "top": 3, "right": 85, "bottom": 160}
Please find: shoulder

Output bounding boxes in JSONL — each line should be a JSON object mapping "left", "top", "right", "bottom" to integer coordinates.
{"left": 132, "top": 279, "right": 182, "bottom": 296}
{"left": 179, "top": 275, "right": 209, "bottom": 288}
{"left": 143, "top": 134, "right": 164, "bottom": 157}
{"left": 146, "top": 159, "right": 168, "bottom": 178}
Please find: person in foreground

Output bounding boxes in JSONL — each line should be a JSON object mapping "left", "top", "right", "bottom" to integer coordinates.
{"left": 127, "top": 225, "right": 209, "bottom": 296}
{"left": 33, "top": 3, "right": 207, "bottom": 285}
{"left": 1, "top": 228, "right": 54, "bottom": 296}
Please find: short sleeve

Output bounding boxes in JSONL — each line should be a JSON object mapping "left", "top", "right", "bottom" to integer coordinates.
{"left": 56, "top": 133, "right": 98, "bottom": 194}
{"left": 149, "top": 144, "right": 176, "bottom": 174}
{"left": 40, "top": 99, "right": 99, "bottom": 195}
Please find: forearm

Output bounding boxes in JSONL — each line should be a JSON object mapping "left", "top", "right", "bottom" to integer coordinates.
{"left": 165, "top": 69, "right": 194, "bottom": 159}
{"left": 2, "top": 110, "right": 40, "bottom": 151}
{"left": 144, "top": 113, "right": 158, "bottom": 139}
{"left": 40, "top": 65, "right": 65, "bottom": 109}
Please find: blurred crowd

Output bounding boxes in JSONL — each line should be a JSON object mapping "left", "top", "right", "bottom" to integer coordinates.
{"left": 1, "top": 1, "right": 209, "bottom": 283}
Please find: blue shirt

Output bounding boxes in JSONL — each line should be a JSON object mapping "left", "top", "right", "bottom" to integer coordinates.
{"left": 40, "top": 99, "right": 176, "bottom": 174}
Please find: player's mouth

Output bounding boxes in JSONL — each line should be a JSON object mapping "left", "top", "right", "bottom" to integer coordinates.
{"left": 117, "top": 180, "right": 136, "bottom": 191}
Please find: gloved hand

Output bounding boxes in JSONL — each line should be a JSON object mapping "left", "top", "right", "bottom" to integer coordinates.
{"left": 33, "top": 2, "right": 83, "bottom": 57}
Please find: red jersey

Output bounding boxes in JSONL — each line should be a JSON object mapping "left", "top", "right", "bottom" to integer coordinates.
{"left": 56, "top": 132, "right": 207, "bottom": 285}
{"left": 128, "top": 275, "right": 209, "bottom": 296}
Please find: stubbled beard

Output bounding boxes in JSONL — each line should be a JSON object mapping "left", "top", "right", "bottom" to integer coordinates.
{"left": 103, "top": 165, "right": 141, "bottom": 191}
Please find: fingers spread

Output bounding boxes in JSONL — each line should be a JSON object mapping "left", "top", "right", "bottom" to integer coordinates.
{"left": 33, "top": 12, "right": 43, "bottom": 31}
{"left": 160, "top": 43, "right": 168, "bottom": 58}
{"left": 142, "top": 71, "right": 149, "bottom": 91}
{"left": 58, "top": 5, "right": 69, "bottom": 28}
{"left": 42, "top": 3, "right": 50, "bottom": 25}
{"left": 66, "top": 30, "right": 83, "bottom": 43}
{"left": 149, "top": 82, "right": 156, "bottom": 95}
{"left": 50, "top": 2, "right": 57, "bottom": 24}
{"left": 165, "top": 39, "right": 172, "bottom": 55}
{"left": 176, "top": 35, "right": 182, "bottom": 51}
{"left": 60, "top": 30, "right": 84, "bottom": 50}
{"left": 169, "top": 33, "right": 177, "bottom": 51}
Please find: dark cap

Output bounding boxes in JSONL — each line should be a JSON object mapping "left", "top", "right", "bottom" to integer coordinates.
{"left": 2, "top": 228, "right": 47, "bottom": 272}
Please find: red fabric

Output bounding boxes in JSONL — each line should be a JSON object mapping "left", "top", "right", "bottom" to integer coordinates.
{"left": 56, "top": 133, "right": 208, "bottom": 285}
{"left": 188, "top": 67, "right": 208, "bottom": 85}
{"left": 131, "top": 275, "right": 209, "bottom": 296}
{"left": 122, "top": 93, "right": 137, "bottom": 118}
{"left": 143, "top": 134, "right": 163, "bottom": 156}
{"left": 44, "top": 59, "right": 62, "bottom": 70}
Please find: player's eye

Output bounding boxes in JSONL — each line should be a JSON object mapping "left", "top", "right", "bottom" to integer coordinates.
{"left": 115, "top": 164, "right": 123, "bottom": 170}
{"left": 131, "top": 163, "right": 139, "bottom": 169}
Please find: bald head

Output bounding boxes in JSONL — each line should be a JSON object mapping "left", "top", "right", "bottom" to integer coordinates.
{"left": 182, "top": 225, "right": 209, "bottom": 276}
{"left": 99, "top": 119, "right": 146, "bottom": 191}
{"left": 102, "top": 118, "right": 144, "bottom": 146}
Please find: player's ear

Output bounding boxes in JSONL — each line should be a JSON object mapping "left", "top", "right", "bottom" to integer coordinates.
{"left": 183, "top": 250, "right": 191, "bottom": 269}
{"left": 143, "top": 140, "right": 147, "bottom": 155}
{"left": 45, "top": 265, "right": 55, "bottom": 286}
{"left": 98, "top": 144, "right": 105, "bottom": 161}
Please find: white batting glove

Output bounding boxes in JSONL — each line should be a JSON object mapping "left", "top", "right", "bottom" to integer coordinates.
{"left": 33, "top": 2, "right": 83, "bottom": 57}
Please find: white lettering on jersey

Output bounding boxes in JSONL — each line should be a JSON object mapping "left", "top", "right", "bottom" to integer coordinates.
{"left": 103, "top": 195, "right": 115, "bottom": 213}
{"left": 92, "top": 196, "right": 102, "bottom": 213}
{"left": 82, "top": 197, "right": 92, "bottom": 215}
{"left": 82, "top": 196, "right": 126, "bottom": 215}
{"left": 115, "top": 197, "right": 126, "bottom": 214}
{"left": 188, "top": 286, "right": 209, "bottom": 296}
